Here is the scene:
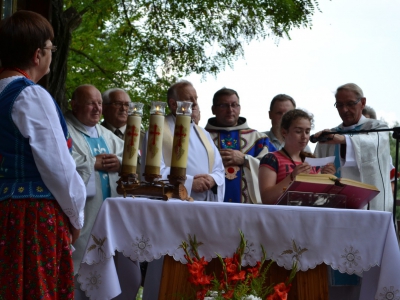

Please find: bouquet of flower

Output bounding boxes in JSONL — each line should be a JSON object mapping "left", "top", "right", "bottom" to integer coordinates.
{"left": 179, "top": 231, "right": 297, "bottom": 300}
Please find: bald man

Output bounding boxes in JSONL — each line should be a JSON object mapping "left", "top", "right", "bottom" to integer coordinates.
{"left": 64, "top": 85, "right": 140, "bottom": 299}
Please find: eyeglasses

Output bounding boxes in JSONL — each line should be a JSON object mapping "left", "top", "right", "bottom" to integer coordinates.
{"left": 43, "top": 45, "right": 57, "bottom": 53}
{"left": 334, "top": 98, "right": 361, "bottom": 109}
{"left": 215, "top": 103, "right": 240, "bottom": 109}
{"left": 107, "top": 101, "right": 130, "bottom": 108}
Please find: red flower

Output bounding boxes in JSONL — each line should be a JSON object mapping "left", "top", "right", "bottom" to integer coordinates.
{"left": 229, "top": 270, "right": 245, "bottom": 282}
{"left": 196, "top": 289, "right": 207, "bottom": 300}
{"left": 222, "top": 289, "right": 234, "bottom": 299}
{"left": 189, "top": 273, "right": 213, "bottom": 286}
{"left": 187, "top": 257, "right": 213, "bottom": 287}
{"left": 225, "top": 260, "right": 238, "bottom": 275}
{"left": 187, "top": 257, "right": 207, "bottom": 276}
{"left": 224, "top": 254, "right": 240, "bottom": 276}
{"left": 181, "top": 232, "right": 296, "bottom": 300}
{"left": 246, "top": 262, "right": 261, "bottom": 278}
{"left": 267, "top": 282, "right": 291, "bottom": 300}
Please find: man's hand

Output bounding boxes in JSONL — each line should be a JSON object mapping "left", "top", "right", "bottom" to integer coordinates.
{"left": 192, "top": 174, "right": 216, "bottom": 193}
{"left": 219, "top": 149, "right": 245, "bottom": 167}
{"left": 95, "top": 154, "right": 121, "bottom": 172}
{"left": 313, "top": 130, "right": 346, "bottom": 145}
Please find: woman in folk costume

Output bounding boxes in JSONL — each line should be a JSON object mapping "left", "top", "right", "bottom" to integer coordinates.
{"left": 258, "top": 109, "right": 335, "bottom": 204}
{"left": 0, "top": 11, "right": 86, "bottom": 298}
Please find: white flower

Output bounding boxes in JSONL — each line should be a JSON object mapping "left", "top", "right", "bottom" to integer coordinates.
{"left": 241, "top": 296, "right": 262, "bottom": 300}
{"left": 204, "top": 292, "right": 261, "bottom": 300}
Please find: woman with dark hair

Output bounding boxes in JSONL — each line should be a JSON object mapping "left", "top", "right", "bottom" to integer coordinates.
{"left": 258, "top": 109, "right": 335, "bottom": 204}
{"left": 0, "top": 10, "right": 86, "bottom": 298}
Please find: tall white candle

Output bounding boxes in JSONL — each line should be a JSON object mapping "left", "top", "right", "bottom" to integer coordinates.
{"left": 145, "top": 102, "right": 166, "bottom": 175}
{"left": 121, "top": 103, "right": 143, "bottom": 175}
{"left": 170, "top": 101, "right": 193, "bottom": 169}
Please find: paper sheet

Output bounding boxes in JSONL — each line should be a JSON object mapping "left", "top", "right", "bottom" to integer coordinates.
{"left": 305, "top": 156, "right": 335, "bottom": 167}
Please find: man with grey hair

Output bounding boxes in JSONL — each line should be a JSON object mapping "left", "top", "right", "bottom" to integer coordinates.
{"left": 102, "top": 88, "right": 145, "bottom": 181}
{"left": 141, "top": 80, "right": 225, "bottom": 300}
{"left": 141, "top": 80, "right": 225, "bottom": 202}
{"left": 314, "top": 83, "right": 393, "bottom": 213}
{"left": 101, "top": 88, "right": 131, "bottom": 138}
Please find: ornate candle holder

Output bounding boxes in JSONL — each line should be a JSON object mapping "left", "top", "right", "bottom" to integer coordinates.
{"left": 168, "top": 101, "right": 192, "bottom": 185}
{"left": 116, "top": 101, "right": 192, "bottom": 201}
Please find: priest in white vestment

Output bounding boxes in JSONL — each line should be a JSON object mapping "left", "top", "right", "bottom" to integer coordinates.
{"left": 65, "top": 85, "right": 141, "bottom": 299}
{"left": 314, "top": 83, "right": 393, "bottom": 213}
{"left": 141, "top": 80, "right": 225, "bottom": 300}
{"left": 141, "top": 80, "right": 225, "bottom": 202}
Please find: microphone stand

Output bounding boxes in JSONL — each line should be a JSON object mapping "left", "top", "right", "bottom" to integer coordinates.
{"left": 315, "top": 127, "right": 400, "bottom": 226}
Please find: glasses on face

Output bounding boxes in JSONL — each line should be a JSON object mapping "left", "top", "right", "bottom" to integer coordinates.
{"left": 107, "top": 101, "right": 130, "bottom": 108}
{"left": 334, "top": 98, "right": 361, "bottom": 109}
{"left": 215, "top": 103, "right": 240, "bottom": 109}
{"left": 43, "top": 45, "right": 57, "bottom": 53}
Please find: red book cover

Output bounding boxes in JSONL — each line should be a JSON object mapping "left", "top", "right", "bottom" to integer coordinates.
{"left": 276, "top": 174, "right": 380, "bottom": 209}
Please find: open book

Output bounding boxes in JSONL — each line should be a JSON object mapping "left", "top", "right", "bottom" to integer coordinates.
{"left": 276, "top": 173, "right": 380, "bottom": 209}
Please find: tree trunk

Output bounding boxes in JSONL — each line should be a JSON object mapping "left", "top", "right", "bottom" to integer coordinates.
{"left": 49, "top": 0, "right": 81, "bottom": 112}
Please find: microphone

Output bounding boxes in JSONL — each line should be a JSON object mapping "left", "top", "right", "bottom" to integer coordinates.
{"left": 310, "top": 132, "right": 332, "bottom": 143}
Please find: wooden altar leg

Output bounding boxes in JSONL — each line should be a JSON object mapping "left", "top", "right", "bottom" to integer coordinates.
{"left": 158, "top": 256, "right": 328, "bottom": 300}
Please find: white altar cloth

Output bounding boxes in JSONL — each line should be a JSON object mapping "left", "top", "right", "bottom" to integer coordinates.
{"left": 77, "top": 197, "right": 400, "bottom": 300}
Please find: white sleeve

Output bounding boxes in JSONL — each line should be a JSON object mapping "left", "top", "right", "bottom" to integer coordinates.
{"left": 207, "top": 133, "right": 225, "bottom": 202}
{"left": 12, "top": 85, "right": 86, "bottom": 229}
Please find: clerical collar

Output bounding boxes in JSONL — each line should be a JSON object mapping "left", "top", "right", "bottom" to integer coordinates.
{"left": 83, "top": 124, "right": 99, "bottom": 138}
{"left": 341, "top": 115, "right": 366, "bottom": 130}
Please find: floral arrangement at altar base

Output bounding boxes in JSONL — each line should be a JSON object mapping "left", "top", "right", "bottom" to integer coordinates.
{"left": 179, "top": 231, "right": 297, "bottom": 300}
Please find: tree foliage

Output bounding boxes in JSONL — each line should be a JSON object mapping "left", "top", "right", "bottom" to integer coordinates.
{"left": 50, "top": 0, "right": 320, "bottom": 125}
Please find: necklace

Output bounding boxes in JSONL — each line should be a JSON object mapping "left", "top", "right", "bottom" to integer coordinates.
{"left": 281, "top": 147, "right": 303, "bottom": 167}
{"left": 0, "top": 67, "right": 31, "bottom": 79}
